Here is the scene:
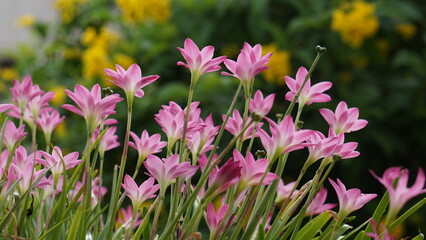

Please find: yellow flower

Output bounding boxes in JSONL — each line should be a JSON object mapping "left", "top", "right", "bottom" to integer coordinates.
{"left": 116, "top": 0, "right": 171, "bottom": 24}
{"left": 81, "top": 27, "right": 97, "bottom": 46}
{"left": 50, "top": 86, "right": 67, "bottom": 106}
{"left": 395, "top": 23, "right": 416, "bottom": 40}
{"left": 54, "top": 0, "right": 85, "bottom": 23}
{"left": 0, "top": 68, "right": 19, "bottom": 81}
{"left": 82, "top": 45, "right": 113, "bottom": 79}
{"left": 16, "top": 14, "right": 35, "bottom": 27}
{"left": 261, "top": 44, "right": 291, "bottom": 85}
{"left": 80, "top": 27, "right": 119, "bottom": 80}
{"left": 331, "top": 0, "right": 379, "bottom": 48}
{"left": 54, "top": 122, "right": 68, "bottom": 138}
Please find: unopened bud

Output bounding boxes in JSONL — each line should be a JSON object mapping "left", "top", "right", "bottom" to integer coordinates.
{"left": 332, "top": 154, "right": 342, "bottom": 162}
{"left": 297, "top": 120, "right": 304, "bottom": 129}
{"left": 276, "top": 113, "right": 284, "bottom": 121}
{"left": 255, "top": 150, "right": 266, "bottom": 159}
{"left": 251, "top": 112, "right": 263, "bottom": 122}
{"left": 191, "top": 232, "right": 202, "bottom": 240}
{"left": 102, "top": 87, "right": 113, "bottom": 97}
{"left": 315, "top": 45, "right": 327, "bottom": 54}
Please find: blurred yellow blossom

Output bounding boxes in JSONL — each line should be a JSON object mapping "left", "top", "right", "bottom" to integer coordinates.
{"left": 395, "top": 23, "right": 417, "bottom": 40}
{"left": 331, "top": 0, "right": 379, "bottom": 48}
{"left": 62, "top": 47, "right": 81, "bottom": 59}
{"left": 55, "top": 122, "right": 68, "bottom": 138}
{"left": 16, "top": 14, "right": 35, "bottom": 27}
{"left": 50, "top": 86, "right": 67, "bottom": 106}
{"left": 80, "top": 27, "right": 119, "bottom": 79}
{"left": 114, "top": 54, "right": 135, "bottom": 69}
{"left": 81, "top": 27, "right": 97, "bottom": 46}
{"left": 115, "top": 0, "right": 171, "bottom": 24}
{"left": 0, "top": 68, "right": 19, "bottom": 81}
{"left": 261, "top": 44, "right": 291, "bottom": 85}
{"left": 54, "top": 0, "right": 85, "bottom": 23}
{"left": 82, "top": 45, "right": 113, "bottom": 80}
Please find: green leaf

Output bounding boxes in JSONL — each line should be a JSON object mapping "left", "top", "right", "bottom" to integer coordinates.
{"left": 361, "top": 192, "right": 389, "bottom": 240}
{"left": 295, "top": 211, "right": 332, "bottom": 240}
{"left": 412, "top": 233, "right": 424, "bottom": 240}
{"left": 257, "top": 223, "right": 265, "bottom": 240}
{"left": 389, "top": 198, "right": 426, "bottom": 231}
{"left": 67, "top": 206, "right": 85, "bottom": 240}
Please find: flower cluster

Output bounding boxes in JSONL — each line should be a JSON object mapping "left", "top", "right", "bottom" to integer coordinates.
{"left": 0, "top": 39, "right": 424, "bottom": 240}
{"left": 331, "top": 0, "right": 379, "bottom": 48}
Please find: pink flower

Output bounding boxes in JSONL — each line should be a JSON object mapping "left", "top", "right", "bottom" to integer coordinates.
{"left": 155, "top": 101, "right": 203, "bottom": 147}
{"left": 62, "top": 84, "right": 123, "bottom": 132}
{"left": 275, "top": 179, "right": 298, "bottom": 203}
{"left": 306, "top": 188, "right": 336, "bottom": 216}
{"left": 329, "top": 130, "right": 360, "bottom": 159}
{"left": 72, "top": 177, "right": 107, "bottom": 208}
{"left": 370, "top": 167, "right": 426, "bottom": 219}
{"left": 329, "top": 178, "right": 377, "bottom": 218}
{"left": 11, "top": 75, "right": 43, "bottom": 110}
{"left": 40, "top": 175, "right": 64, "bottom": 198}
{"left": 202, "top": 158, "right": 241, "bottom": 197}
{"left": 305, "top": 131, "right": 339, "bottom": 166}
{"left": 37, "top": 109, "right": 65, "bottom": 138}
{"left": 233, "top": 150, "right": 278, "bottom": 191}
{"left": 11, "top": 146, "right": 42, "bottom": 169}
{"left": 116, "top": 205, "right": 142, "bottom": 230}
{"left": 224, "top": 110, "right": 262, "bottom": 141}
{"left": 39, "top": 146, "right": 81, "bottom": 179}
{"left": 222, "top": 43, "right": 272, "bottom": 89}
{"left": 366, "top": 220, "right": 396, "bottom": 240}
{"left": 26, "top": 91, "right": 55, "bottom": 117}
{"left": 319, "top": 101, "right": 368, "bottom": 134}
{"left": 8, "top": 161, "right": 48, "bottom": 194}
{"left": 0, "top": 104, "right": 14, "bottom": 113}
{"left": 144, "top": 154, "right": 198, "bottom": 191}
{"left": 187, "top": 114, "right": 219, "bottom": 160}
{"left": 104, "top": 64, "right": 159, "bottom": 99}
{"left": 129, "top": 130, "right": 166, "bottom": 161}
{"left": 177, "top": 38, "right": 226, "bottom": 78}
{"left": 122, "top": 175, "right": 159, "bottom": 210}
{"left": 1, "top": 120, "right": 27, "bottom": 151}
{"left": 284, "top": 67, "right": 332, "bottom": 106}
{"left": 92, "top": 126, "right": 120, "bottom": 155}
{"left": 206, "top": 203, "right": 235, "bottom": 237}
{"left": 0, "top": 150, "right": 9, "bottom": 179}
{"left": 257, "top": 116, "right": 312, "bottom": 161}
{"left": 249, "top": 90, "right": 275, "bottom": 119}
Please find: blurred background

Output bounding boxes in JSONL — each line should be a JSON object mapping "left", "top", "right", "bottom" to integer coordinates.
{"left": 0, "top": 0, "right": 425, "bottom": 236}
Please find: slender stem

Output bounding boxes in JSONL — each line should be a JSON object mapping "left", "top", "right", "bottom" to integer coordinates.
{"left": 239, "top": 153, "right": 288, "bottom": 240}
{"left": 150, "top": 190, "right": 165, "bottom": 240}
{"left": 294, "top": 103, "right": 305, "bottom": 130}
{"left": 106, "top": 97, "right": 133, "bottom": 239}
{"left": 246, "top": 121, "right": 258, "bottom": 154}
{"left": 159, "top": 119, "right": 254, "bottom": 240}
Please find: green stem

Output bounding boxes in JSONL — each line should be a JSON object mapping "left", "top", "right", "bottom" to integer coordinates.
{"left": 159, "top": 119, "right": 254, "bottom": 240}
{"left": 106, "top": 97, "right": 133, "bottom": 239}
{"left": 239, "top": 153, "right": 288, "bottom": 240}
{"left": 150, "top": 190, "right": 165, "bottom": 240}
